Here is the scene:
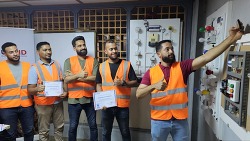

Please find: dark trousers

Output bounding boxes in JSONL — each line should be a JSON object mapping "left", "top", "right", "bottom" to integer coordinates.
{"left": 102, "top": 107, "right": 131, "bottom": 141}
{"left": 0, "top": 106, "right": 35, "bottom": 141}
{"left": 68, "top": 102, "right": 98, "bottom": 141}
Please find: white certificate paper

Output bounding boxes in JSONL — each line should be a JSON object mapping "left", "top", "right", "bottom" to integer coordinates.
{"left": 0, "top": 124, "right": 10, "bottom": 132}
{"left": 93, "top": 90, "right": 117, "bottom": 110}
{"left": 44, "top": 81, "right": 63, "bottom": 97}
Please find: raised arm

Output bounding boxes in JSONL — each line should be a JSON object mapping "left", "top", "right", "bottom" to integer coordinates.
{"left": 192, "top": 26, "right": 243, "bottom": 70}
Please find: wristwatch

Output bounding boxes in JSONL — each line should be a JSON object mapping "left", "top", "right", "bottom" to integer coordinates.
{"left": 121, "top": 80, "right": 127, "bottom": 86}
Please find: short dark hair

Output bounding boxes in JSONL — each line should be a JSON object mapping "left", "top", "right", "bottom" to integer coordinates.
{"left": 156, "top": 40, "right": 172, "bottom": 53}
{"left": 72, "top": 36, "right": 85, "bottom": 47}
{"left": 104, "top": 39, "right": 116, "bottom": 47}
{"left": 1, "top": 42, "right": 16, "bottom": 52}
{"left": 36, "top": 42, "right": 50, "bottom": 50}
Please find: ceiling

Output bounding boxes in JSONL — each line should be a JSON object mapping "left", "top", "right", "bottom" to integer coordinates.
{"left": 0, "top": 0, "right": 144, "bottom": 8}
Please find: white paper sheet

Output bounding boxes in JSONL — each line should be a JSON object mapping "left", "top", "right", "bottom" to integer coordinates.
{"left": 93, "top": 90, "right": 117, "bottom": 110}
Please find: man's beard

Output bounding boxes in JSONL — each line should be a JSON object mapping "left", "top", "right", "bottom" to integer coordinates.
{"left": 162, "top": 54, "right": 176, "bottom": 63}
{"left": 8, "top": 56, "right": 20, "bottom": 62}
{"left": 45, "top": 58, "right": 52, "bottom": 62}
{"left": 109, "top": 53, "right": 118, "bottom": 60}
{"left": 77, "top": 49, "right": 87, "bottom": 56}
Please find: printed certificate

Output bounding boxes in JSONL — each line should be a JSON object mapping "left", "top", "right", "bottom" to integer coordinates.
{"left": 44, "top": 81, "right": 63, "bottom": 97}
{"left": 0, "top": 124, "right": 10, "bottom": 132}
{"left": 93, "top": 90, "right": 117, "bottom": 110}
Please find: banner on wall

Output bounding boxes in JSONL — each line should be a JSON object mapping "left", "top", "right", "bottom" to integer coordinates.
{"left": 34, "top": 32, "right": 96, "bottom": 68}
{"left": 0, "top": 27, "right": 35, "bottom": 63}
{"left": 0, "top": 27, "right": 37, "bottom": 138}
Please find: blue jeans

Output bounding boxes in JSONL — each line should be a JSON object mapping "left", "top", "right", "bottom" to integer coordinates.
{"left": 0, "top": 106, "right": 35, "bottom": 141}
{"left": 151, "top": 119, "right": 189, "bottom": 141}
{"left": 102, "top": 107, "right": 131, "bottom": 141}
{"left": 68, "top": 102, "right": 98, "bottom": 141}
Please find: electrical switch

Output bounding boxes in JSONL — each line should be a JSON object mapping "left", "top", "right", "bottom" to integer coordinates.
{"left": 227, "top": 79, "right": 240, "bottom": 102}
{"left": 148, "top": 33, "right": 159, "bottom": 47}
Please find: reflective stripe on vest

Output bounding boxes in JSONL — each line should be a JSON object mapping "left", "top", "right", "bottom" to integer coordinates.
{"left": 151, "top": 87, "right": 187, "bottom": 98}
{"left": 0, "top": 95, "right": 20, "bottom": 100}
{"left": 0, "top": 84, "right": 27, "bottom": 90}
{"left": 35, "top": 62, "right": 61, "bottom": 81}
{"left": 101, "top": 61, "right": 129, "bottom": 86}
{"left": 68, "top": 87, "right": 95, "bottom": 91}
{"left": 116, "top": 95, "right": 130, "bottom": 99}
{"left": 149, "top": 63, "right": 188, "bottom": 120}
{"left": 0, "top": 84, "right": 19, "bottom": 90}
{"left": 151, "top": 102, "right": 188, "bottom": 110}
{"left": 0, "top": 61, "right": 32, "bottom": 108}
{"left": 36, "top": 94, "right": 45, "bottom": 97}
{"left": 67, "top": 56, "right": 96, "bottom": 98}
{"left": 0, "top": 84, "right": 29, "bottom": 100}
{"left": 101, "top": 62, "right": 111, "bottom": 86}
{"left": 34, "top": 61, "right": 62, "bottom": 105}
{"left": 21, "top": 85, "right": 27, "bottom": 89}
{"left": 0, "top": 95, "right": 31, "bottom": 100}
{"left": 100, "top": 60, "right": 132, "bottom": 107}
{"left": 21, "top": 95, "right": 31, "bottom": 100}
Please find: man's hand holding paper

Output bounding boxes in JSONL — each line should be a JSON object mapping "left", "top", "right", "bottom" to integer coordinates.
{"left": 44, "top": 81, "right": 63, "bottom": 97}
{"left": 93, "top": 90, "right": 117, "bottom": 110}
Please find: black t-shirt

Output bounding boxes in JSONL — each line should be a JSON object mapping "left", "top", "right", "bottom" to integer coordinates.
{"left": 95, "top": 59, "right": 137, "bottom": 83}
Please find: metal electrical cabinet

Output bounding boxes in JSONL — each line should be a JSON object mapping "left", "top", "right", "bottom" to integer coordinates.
{"left": 223, "top": 51, "right": 250, "bottom": 127}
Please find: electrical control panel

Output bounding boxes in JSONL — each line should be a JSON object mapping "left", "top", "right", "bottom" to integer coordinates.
{"left": 222, "top": 51, "right": 250, "bottom": 127}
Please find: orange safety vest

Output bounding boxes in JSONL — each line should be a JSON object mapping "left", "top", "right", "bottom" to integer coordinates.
{"left": 0, "top": 61, "right": 33, "bottom": 108}
{"left": 150, "top": 62, "right": 188, "bottom": 120}
{"left": 99, "top": 60, "right": 131, "bottom": 108}
{"left": 68, "top": 56, "right": 95, "bottom": 98}
{"left": 33, "top": 61, "right": 62, "bottom": 105}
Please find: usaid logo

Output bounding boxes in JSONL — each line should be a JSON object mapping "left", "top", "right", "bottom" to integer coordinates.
{"left": 19, "top": 50, "right": 27, "bottom": 56}
{"left": 1, "top": 50, "right": 27, "bottom": 56}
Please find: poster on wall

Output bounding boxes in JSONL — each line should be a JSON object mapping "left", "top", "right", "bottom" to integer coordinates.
{"left": 0, "top": 27, "right": 37, "bottom": 138}
{"left": 0, "top": 27, "right": 35, "bottom": 63}
{"left": 129, "top": 19, "right": 181, "bottom": 77}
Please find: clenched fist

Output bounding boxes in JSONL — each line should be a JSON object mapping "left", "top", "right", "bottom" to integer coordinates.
{"left": 154, "top": 77, "right": 167, "bottom": 91}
